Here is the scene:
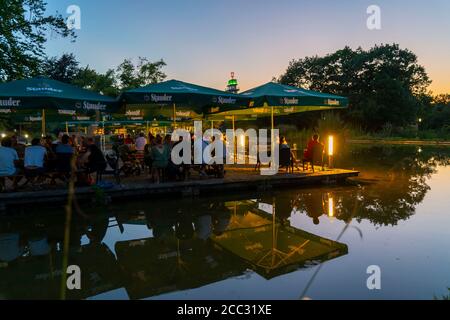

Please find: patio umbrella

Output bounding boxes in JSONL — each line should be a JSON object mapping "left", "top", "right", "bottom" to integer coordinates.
{"left": 0, "top": 76, "right": 119, "bottom": 135}
{"left": 234, "top": 82, "right": 348, "bottom": 131}
{"left": 119, "top": 79, "right": 250, "bottom": 128}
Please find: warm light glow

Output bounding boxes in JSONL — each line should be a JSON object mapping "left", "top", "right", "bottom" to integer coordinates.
{"left": 24, "top": 134, "right": 29, "bottom": 139}
{"left": 240, "top": 134, "right": 245, "bottom": 146}
{"left": 328, "top": 135, "right": 334, "bottom": 156}
{"left": 418, "top": 118, "right": 422, "bottom": 123}
{"left": 1, "top": 133, "right": 6, "bottom": 138}
{"left": 328, "top": 195, "right": 334, "bottom": 218}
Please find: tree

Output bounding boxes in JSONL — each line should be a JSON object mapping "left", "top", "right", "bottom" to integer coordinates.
{"left": 42, "top": 53, "right": 80, "bottom": 83}
{"left": 278, "top": 44, "right": 431, "bottom": 130}
{"left": 73, "top": 66, "right": 119, "bottom": 97}
{"left": 116, "top": 57, "right": 166, "bottom": 90}
{"left": 0, "top": 0, "right": 75, "bottom": 81}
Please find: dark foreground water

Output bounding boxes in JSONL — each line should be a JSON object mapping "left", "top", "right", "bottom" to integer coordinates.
{"left": 1, "top": 144, "right": 450, "bottom": 300}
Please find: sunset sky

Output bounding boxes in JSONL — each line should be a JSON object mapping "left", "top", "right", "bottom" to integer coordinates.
{"left": 45, "top": 0, "right": 450, "bottom": 94}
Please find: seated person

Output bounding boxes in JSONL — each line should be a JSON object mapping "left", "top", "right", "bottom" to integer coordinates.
{"left": 12, "top": 135, "right": 26, "bottom": 159}
{"left": 303, "top": 134, "right": 324, "bottom": 161}
{"left": 135, "top": 132, "right": 147, "bottom": 152}
{"left": 85, "top": 138, "right": 107, "bottom": 174}
{"left": 280, "top": 136, "right": 290, "bottom": 149}
{"left": 0, "top": 137, "right": 21, "bottom": 190}
{"left": 24, "top": 138, "right": 47, "bottom": 176}
{"left": 56, "top": 134, "right": 74, "bottom": 154}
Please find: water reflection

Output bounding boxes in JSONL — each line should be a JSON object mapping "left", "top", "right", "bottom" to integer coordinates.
{"left": 0, "top": 199, "right": 348, "bottom": 300}
{"left": 1, "top": 145, "right": 449, "bottom": 300}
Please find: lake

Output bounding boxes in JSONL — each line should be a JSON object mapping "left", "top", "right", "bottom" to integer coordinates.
{"left": 1, "top": 144, "right": 449, "bottom": 300}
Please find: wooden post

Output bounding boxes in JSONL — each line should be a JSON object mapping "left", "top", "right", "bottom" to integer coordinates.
{"left": 41, "top": 109, "right": 46, "bottom": 137}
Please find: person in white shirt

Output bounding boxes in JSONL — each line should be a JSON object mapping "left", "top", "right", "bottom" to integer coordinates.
{"left": 135, "top": 132, "right": 147, "bottom": 152}
{"left": 24, "top": 138, "right": 47, "bottom": 170}
{"left": 0, "top": 137, "right": 21, "bottom": 191}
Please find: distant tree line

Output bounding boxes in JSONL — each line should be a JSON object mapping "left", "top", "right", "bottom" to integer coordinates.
{"left": 278, "top": 44, "right": 449, "bottom": 135}
{"left": 41, "top": 53, "right": 167, "bottom": 97}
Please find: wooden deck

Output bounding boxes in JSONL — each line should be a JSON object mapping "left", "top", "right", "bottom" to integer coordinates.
{"left": 0, "top": 166, "right": 359, "bottom": 212}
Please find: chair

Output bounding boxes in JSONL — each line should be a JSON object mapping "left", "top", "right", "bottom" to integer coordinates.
{"left": 279, "top": 148, "right": 294, "bottom": 173}
{"left": 52, "top": 153, "right": 75, "bottom": 183}
{"left": 103, "top": 152, "right": 121, "bottom": 184}
{"left": 302, "top": 144, "right": 324, "bottom": 173}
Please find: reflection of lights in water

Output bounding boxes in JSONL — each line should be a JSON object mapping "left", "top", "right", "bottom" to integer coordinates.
{"left": 328, "top": 135, "right": 334, "bottom": 156}
{"left": 328, "top": 195, "right": 334, "bottom": 217}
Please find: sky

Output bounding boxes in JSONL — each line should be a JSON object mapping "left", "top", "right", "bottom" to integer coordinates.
{"left": 45, "top": 0, "right": 450, "bottom": 94}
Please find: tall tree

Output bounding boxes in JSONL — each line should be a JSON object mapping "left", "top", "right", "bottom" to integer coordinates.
{"left": 116, "top": 57, "right": 166, "bottom": 90}
{"left": 0, "top": 0, "right": 75, "bottom": 81}
{"left": 42, "top": 53, "right": 80, "bottom": 83}
{"left": 279, "top": 44, "right": 431, "bottom": 130}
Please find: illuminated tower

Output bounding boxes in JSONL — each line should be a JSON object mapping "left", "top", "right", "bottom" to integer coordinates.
{"left": 226, "top": 72, "right": 239, "bottom": 94}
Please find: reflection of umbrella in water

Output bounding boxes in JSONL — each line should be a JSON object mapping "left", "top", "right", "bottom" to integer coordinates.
{"left": 212, "top": 200, "right": 348, "bottom": 279}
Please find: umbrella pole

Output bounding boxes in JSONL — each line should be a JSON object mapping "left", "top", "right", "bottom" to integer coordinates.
{"left": 173, "top": 103, "right": 176, "bottom": 130}
{"left": 232, "top": 115, "right": 236, "bottom": 163}
{"left": 41, "top": 109, "right": 46, "bottom": 137}
{"left": 146, "top": 121, "right": 149, "bottom": 135}
{"left": 65, "top": 122, "right": 69, "bottom": 134}
{"left": 271, "top": 106, "right": 275, "bottom": 164}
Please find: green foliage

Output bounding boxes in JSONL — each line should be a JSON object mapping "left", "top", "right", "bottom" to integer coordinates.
{"left": 0, "top": 0, "right": 75, "bottom": 81}
{"left": 73, "top": 66, "right": 119, "bottom": 97}
{"left": 278, "top": 44, "right": 431, "bottom": 130}
{"left": 42, "top": 53, "right": 79, "bottom": 83}
{"left": 116, "top": 57, "right": 167, "bottom": 90}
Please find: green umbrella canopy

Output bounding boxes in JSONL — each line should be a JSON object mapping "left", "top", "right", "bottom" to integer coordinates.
{"left": 241, "top": 82, "right": 348, "bottom": 108}
{"left": 207, "top": 82, "right": 348, "bottom": 120}
{"left": 0, "top": 76, "right": 119, "bottom": 114}
{"left": 119, "top": 79, "right": 250, "bottom": 115}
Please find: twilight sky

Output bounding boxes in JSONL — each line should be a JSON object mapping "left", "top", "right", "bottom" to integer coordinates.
{"left": 45, "top": 0, "right": 450, "bottom": 94}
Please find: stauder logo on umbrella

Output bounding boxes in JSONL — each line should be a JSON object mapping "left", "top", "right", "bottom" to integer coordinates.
{"left": 150, "top": 94, "right": 172, "bottom": 103}
{"left": 0, "top": 98, "right": 21, "bottom": 107}
{"left": 216, "top": 96, "right": 237, "bottom": 104}
{"left": 281, "top": 97, "right": 299, "bottom": 105}
{"left": 82, "top": 101, "right": 107, "bottom": 111}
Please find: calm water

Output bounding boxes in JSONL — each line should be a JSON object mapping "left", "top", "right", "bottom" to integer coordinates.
{"left": 1, "top": 144, "right": 450, "bottom": 300}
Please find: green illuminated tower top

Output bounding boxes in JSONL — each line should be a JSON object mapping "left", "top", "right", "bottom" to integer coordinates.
{"left": 226, "top": 72, "right": 239, "bottom": 94}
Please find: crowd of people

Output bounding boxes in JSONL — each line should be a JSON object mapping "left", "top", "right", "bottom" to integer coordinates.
{"left": 0, "top": 133, "right": 107, "bottom": 191}
{"left": 1, "top": 129, "right": 325, "bottom": 191}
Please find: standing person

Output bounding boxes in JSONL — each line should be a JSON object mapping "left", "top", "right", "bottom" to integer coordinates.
{"left": 148, "top": 132, "right": 155, "bottom": 147}
{"left": 124, "top": 134, "right": 134, "bottom": 145}
{"left": 151, "top": 135, "right": 170, "bottom": 183}
{"left": 0, "top": 137, "right": 21, "bottom": 191}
